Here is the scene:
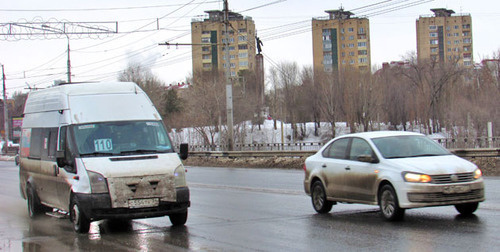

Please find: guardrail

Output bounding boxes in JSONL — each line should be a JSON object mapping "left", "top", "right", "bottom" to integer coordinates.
{"left": 189, "top": 148, "right": 500, "bottom": 159}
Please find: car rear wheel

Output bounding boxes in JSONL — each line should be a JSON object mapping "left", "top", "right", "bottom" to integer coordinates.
{"left": 379, "top": 185, "right": 405, "bottom": 221}
{"left": 311, "top": 181, "right": 333, "bottom": 213}
{"left": 169, "top": 211, "right": 188, "bottom": 226}
{"left": 455, "top": 202, "right": 479, "bottom": 216}
{"left": 70, "top": 196, "right": 91, "bottom": 233}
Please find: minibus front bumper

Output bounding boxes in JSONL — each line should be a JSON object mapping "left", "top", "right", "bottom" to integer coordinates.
{"left": 75, "top": 187, "right": 190, "bottom": 220}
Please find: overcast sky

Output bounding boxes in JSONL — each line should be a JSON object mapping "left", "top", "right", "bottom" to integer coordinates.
{"left": 1, "top": 0, "right": 499, "bottom": 96}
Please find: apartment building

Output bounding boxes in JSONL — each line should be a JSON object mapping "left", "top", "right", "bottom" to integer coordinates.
{"left": 191, "top": 10, "right": 256, "bottom": 78}
{"left": 312, "top": 8, "right": 371, "bottom": 73}
{"left": 416, "top": 8, "right": 473, "bottom": 67}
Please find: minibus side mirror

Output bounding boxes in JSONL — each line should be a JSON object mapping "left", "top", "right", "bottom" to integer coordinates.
{"left": 179, "top": 143, "right": 189, "bottom": 160}
{"left": 56, "top": 150, "right": 76, "bottom": 173}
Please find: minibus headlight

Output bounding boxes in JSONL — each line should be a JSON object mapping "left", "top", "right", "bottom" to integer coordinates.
{"left": 403, "top": 172, "right": 432, "bottom": 183}
{"left": 174, "top": 165, "right": 187, "bottom": 187}
{"left": 88, "top": 171, "right": 109, "bottom": 193}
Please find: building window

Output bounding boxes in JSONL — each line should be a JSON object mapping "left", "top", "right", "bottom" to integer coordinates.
{"left": 429, "top": 25, "right": 437, "bottom": 30}
{"left": 430, "top": 32, "right": 438, "bottom": 37}
{"left": 202, "top": 31, "right": 211, "bottom": 35}
{"left": 231, "top": 71, "right": 236, "bottom": 77}
{"left": 202, "top": 54, "right": 211, "bottom": 59}
{"left": 358, "top": 57, "right": 367, "bottom": 63}
{"left": 464, "top": 46, "right": 471, "bottom": 52}
{"left": 454, "top": 33, "right": 459, "bottom": 37}
{"left": 341, "top": 28, "right": 345, "bottom": 34}
{"left": 349, "top": 35, "right": 354, "bottom": 40}
{"left": 323, "top": 29, "right": 331, "bottom": 35}
{"left": 348, "top": 43, "right": 354, "bottom": 48}
{"left": 463, "top": 32, "right": 470, "bottom": 36}
{"left": 348, "top": 27, "right": 354, "bottom": 32}
{"left": 222, "top": 38, "right": 234, "bottom": 43}
{"left": 202, "top": 46, "right": 210, "bottom": 52}
{"left": 341, "top": 52, "right": 345, "bottom": 57}
{"left": 238, "top": 36, "right": 247, "bottom": 42}
{"left": 358, "top": 50, "right": 367, "bottom": 55}
{"left": 431, "top": 48, "right": 438, "bottom": 53}
{"left": 342, "top": 44, "right": 345, "bottom": 48}
{"left": 430, "top": 39, "right": 438, "bottom": 45}
{"left": 454, "top": 40, "right": 460, "bottom": 44}
{"left": 453, "top": 47, "right": 460, "bottom": 52}
{"left": 203, "top": 63, "right": 211, "bottom": 68}
{"left": 358, "top": 42, "right": 367, "bottom": 47}
{"left": 230, "top": 63, "right": 235, "bottom": 68}
{"left": 464, "top": 61, "right": 472, "bottom": 66}
{"left": 323, "top": 43, "right": 332, "bottom": 50}
{"left": 239, "top": 52, "right": 248, "bottom": 58}
{"left": 323, "top": 35, "right": 331, "bottom": 41}
{"left": 462, "top": 24, "right": 470, "bottom": 29}
{"left": 358, "top": 27, "right": 365, "bottom": 34}
{"left": 239, "top": 61, "right": 248, "bottom": 67}
{"left": 454, "top": 25, "right": 459, "bottom": 29}
{"left": 238, "top": 44, "right": 248, "bottom": 50}
{"left": 349, "top": 60, "right": 355, "bottom": 64}
{"left": 341, "top": 36, "right": 345, "bottom": 41}
{"left": 239, "top": 28, "right": 247, "bottom": 33}
{"left": 201, "top": 37, "right": 211, "bottom": 43}
{"left": 463, "top": 38, "right": 472, "bottom": 44}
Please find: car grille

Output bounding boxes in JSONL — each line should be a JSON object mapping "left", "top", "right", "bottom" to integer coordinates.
{"left": 430, "top": 172, "right": 475, "bottom": 184}
{"left": 408, "top": 189, "right": 484, "bottom": 203}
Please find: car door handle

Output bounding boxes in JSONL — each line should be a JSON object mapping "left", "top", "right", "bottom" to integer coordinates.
{"left": 321, "top": 164, "right": 327, "bottom": 168}
{"left": 345, "top": 166, "right": 351, "bottom": 171}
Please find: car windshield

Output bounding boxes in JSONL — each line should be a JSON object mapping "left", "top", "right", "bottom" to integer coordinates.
{"left": 72, "top": 121, "right": 173, "bottom": 156}
{"left": 371, "top": 135, "right": 450, "bottom": 159}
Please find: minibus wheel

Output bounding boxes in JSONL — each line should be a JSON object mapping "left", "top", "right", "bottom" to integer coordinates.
{"left": 27, "top": 185, "right": 45, "bottom": 219}
{"left": 169, "top": 211, "right": 188, "bottom": 226}
{"left": 70, "top": 196, "right": 90, "bottom": 233}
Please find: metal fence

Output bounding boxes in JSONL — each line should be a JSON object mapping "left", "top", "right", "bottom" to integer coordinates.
{"left": 183, "top": 137, "right": 499, "bottom": 152}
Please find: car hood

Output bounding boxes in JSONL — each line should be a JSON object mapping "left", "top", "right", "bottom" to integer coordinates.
{"left": 384, "top": 154, "right": 477, "bottom": 175}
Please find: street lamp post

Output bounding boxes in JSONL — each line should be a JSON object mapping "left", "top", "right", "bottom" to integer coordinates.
{"left": 42, "top": 25, "right": 71, "bottom": 83}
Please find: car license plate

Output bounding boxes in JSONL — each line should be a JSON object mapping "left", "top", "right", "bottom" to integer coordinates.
{"left": 128, "top": 198, "right": 159, "bottom": 208}
{"left": 443, "top": 185, "right": 471, "bottom": 194}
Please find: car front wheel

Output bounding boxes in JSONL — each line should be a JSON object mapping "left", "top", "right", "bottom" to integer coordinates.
{"left": 311, "top": 181, "right": 333, "bottom": 213}
{"left": 455, "top": 202, "right": 479, "bottom": 216}
{"left": 379, "top": 184, "right": 405, "bottom": 221}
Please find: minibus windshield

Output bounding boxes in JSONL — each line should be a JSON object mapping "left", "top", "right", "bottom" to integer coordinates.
{"left": 73, "top": 121, "right": 173, "bottom": 156}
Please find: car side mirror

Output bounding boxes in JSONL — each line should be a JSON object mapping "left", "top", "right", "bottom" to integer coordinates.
{"left": 179, "top": 143, "right": 189, "bottom": 160}
{"left": 357, "top": 154, "right": 378, "bottom": 163}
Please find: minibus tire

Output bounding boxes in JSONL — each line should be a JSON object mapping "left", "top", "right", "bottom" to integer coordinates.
{"left": 70, "top": 196, "right": 91, "bottom": 233}
{"left": 27, "top": 185, "right": 45, "bottom": 219}
{"left": 169, "top": 211, "right": 188, "bottom": 226}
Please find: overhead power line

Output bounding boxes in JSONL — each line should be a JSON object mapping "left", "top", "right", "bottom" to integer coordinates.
{"left": 0, "top": 1, "right": 221, "bottom": 12}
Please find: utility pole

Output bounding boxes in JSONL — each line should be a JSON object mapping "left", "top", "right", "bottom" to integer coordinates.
{"left": 224, "top": 0, "right": 234, "bottom": 151}
{"left": 1, "top": 65, "right": 9, "bottom": 142}
{"left": 42, "top": 24, "right": 71, "bottom": 83}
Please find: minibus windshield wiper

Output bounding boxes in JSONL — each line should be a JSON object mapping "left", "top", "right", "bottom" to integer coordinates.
{"left": 118, "top": 149, "right": 163, "bottom": 155}
{"left": 80, "top": 152, "right": 115, "bottom": 157}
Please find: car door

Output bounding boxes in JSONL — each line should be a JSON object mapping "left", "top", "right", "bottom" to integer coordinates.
{"left": 320, "top": 137, "right": 351, "bottom": 199}
{"left": 343, "top": 137, "right": 379, "bottom": 203}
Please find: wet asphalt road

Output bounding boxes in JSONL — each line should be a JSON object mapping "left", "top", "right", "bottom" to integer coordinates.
{"left": 1, "top": 161, "right": 500, "bottom": 251}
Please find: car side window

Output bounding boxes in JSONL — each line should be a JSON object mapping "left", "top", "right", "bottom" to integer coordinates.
{"left": 349, "top": 138, "right": 374, "bottom": 161}
{"left": 322, "top": 138, "right": 350, "bottom": 159}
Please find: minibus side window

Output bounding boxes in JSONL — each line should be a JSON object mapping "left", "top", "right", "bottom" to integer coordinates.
{"left": 29, "top": 128, "right": 43, "bottom": 160}
{"left": 57, "top": 126, "right": 76, "bottom": 173}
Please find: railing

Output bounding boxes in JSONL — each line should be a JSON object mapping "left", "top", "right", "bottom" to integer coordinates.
{"left": 185, "top": 137, "right": 499, "bottom": 152}
{"left": 189, "top": 148, "right": 500, "bottom": 159}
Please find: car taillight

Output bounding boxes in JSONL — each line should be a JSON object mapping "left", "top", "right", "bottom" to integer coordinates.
{"left": 303, "top": 163, "right": 307, "bottom": 173}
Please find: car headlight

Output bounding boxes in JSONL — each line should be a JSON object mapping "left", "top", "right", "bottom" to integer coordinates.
{"left": 88, "top": 171, "right": 109, "bottom": 193}
{"left": 174, "top": 165, "right": 187, "bottom": 187}
{"left": 474, "top": 168, "right": 482, "bottom": 179}
{"left": 403, "top": 172, "right": 432, "bottom": 183}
